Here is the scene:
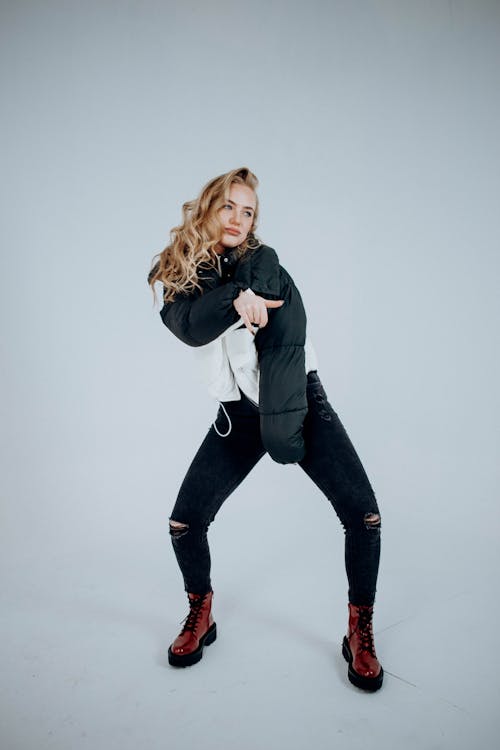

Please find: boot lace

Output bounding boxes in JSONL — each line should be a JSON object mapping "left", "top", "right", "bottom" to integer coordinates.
{"left": 355, "top": 607, "right": 376, "bottom": 656}
{"left": 179, "top": 594, "right": 208, "bottom": 635}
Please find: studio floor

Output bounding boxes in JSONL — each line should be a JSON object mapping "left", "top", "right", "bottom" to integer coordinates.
{"left": 1, "top": 490, "right": 498, "bottom": 750}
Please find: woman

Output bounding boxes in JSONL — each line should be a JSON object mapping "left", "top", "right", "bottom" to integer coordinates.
{"left": 148, "top": 167, "right": 383, "bottom": 691}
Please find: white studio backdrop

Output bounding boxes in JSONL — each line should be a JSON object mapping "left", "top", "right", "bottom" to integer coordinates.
{"left": 1, "top": 2, "right": 499, "bottom": 749}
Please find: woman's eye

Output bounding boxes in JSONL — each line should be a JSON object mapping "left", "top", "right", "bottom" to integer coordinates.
{"left": 222, "top": 204, "right": 252, "bottom": 217}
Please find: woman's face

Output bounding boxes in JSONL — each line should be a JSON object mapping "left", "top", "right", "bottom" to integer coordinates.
{"left": 215, "top": 183, "right": 256, "bottom": 253}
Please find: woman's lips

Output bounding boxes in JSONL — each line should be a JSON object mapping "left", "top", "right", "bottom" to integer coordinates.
{"left": 225, "top": 228, "right": 240, "bottom": 236}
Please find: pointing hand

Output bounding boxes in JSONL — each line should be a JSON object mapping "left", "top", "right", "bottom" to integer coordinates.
{"left": 233, "top": 289, "right": 284, "bottom": 335}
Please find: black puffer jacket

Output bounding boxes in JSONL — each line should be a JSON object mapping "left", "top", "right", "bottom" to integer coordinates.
{"left": 159, "top": 244, "right": 308, "bottom": 464}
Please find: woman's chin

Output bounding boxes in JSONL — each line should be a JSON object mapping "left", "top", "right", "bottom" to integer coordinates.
{"left": 223, "top": 234, "right": 243, "bottom": 245}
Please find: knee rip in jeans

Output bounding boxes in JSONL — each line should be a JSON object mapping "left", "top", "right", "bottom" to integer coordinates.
{"left": 169, "top": 520, "right": 189, "bottom": 538}
{"left": 364, "top": 512, "right": 381, "bottom": 530}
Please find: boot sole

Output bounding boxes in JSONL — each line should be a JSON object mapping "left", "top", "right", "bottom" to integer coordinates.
{"left": 342, "top": 636, "right": 384, "bottom": 692}
{"left": 168, "top": 622, "right": 217, "bottom": 667}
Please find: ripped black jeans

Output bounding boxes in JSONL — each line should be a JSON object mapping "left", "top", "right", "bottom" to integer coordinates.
{"left": 169, "top": 371, "right": 381, "bottom": 606}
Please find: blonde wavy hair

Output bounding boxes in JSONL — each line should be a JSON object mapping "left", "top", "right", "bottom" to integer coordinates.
{"left": 148, "top": 166, "right": 262, "bottom": 305}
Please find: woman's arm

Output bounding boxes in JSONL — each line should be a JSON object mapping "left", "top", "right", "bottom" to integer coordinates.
{"left": 159, "top": 245, "right": 284, "bottom": 347}
{"left": 159, "top": 281, "right": 246, "bottom": 347}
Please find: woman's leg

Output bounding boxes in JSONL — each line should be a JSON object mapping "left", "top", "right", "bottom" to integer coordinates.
{"left": 298, "top": 371, "right": 383, "bottom": 689}
{"left": 168, "top": 393, "right": 265, "bottom": 667}
{"left": 298, "top": 372, "right": 381, "bottom": 606}
{"left": 169, "top": 392, "right": 265, "bottom": 595}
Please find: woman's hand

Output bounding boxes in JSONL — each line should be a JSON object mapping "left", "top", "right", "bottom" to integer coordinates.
{"left": 233, "top": 289, "right": 284, "bottom": 335}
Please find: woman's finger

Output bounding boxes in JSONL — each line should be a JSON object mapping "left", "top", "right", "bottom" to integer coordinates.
{"left": 242, "top": 311, "right": 256, "bottom": 335}
{"left": 253, "top": 302, "right": 265, "bottom": 327}
{"left": 235, "top": 295, "right": 281, "bottom": 330}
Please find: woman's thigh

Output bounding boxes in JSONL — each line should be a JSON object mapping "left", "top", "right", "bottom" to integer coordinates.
{"left": 298, "top": 373, "right": 380, "bottom": 523}
{"left": 170, "top": 395, "right": 266, "bottom": 527}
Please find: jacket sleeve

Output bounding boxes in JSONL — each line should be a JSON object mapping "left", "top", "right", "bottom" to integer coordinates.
{"left": 255, "top": 265, "right": 308, "bottom": 465}
{"left": 159, "top": 280, "right": 248, "bottom": 347}
{"left": 158, "top": 244, "right": 281, "bottom": 347}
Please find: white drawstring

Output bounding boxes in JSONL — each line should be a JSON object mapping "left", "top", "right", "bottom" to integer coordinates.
{"left": 213, "top": 401, "right": 232, "bottom": 437}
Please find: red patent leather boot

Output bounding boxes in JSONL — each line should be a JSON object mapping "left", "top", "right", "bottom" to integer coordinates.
{"left": 168, "top": 591, "right": 217, "bottom": 667}
{"left": 342, "top": 603, "right": 383, "bottom": 691}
